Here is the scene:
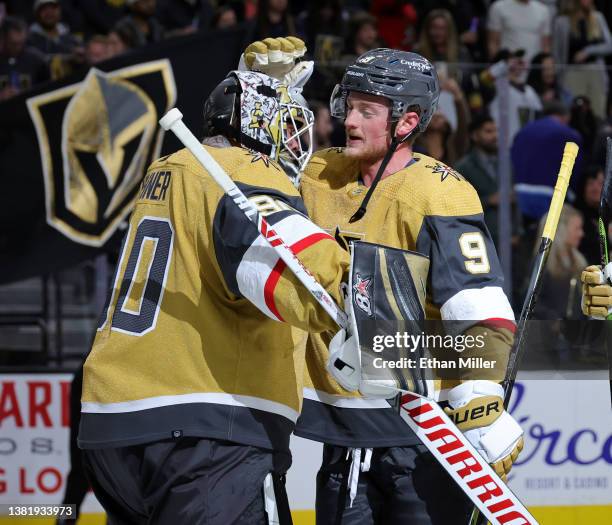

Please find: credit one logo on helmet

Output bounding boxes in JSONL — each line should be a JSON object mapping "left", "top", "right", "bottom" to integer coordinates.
{"left": 27, "top": 60, "right": 177, "bottom": 247}
{"left": 401, "top": 60, "right": 431, "bottom": 72}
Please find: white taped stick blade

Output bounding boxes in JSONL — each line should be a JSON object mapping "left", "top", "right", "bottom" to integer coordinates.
{"left": 159, "top": 108, "right": 183, "bottom": 130}
{"left": 399, "top": 393, "right": 539, "bottom": 524}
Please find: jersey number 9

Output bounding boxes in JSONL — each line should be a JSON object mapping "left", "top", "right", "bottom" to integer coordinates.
{"left": 459, "top": 232, "right": 490, "bottom": 274}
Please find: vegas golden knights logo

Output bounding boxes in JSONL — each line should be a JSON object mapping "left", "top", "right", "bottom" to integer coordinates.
{"left": 27, "top": 60, "right": 176, "bottom": 246}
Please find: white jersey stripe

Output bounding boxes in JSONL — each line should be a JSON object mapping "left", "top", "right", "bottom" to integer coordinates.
{"left": 82, "top": 392, "right": 299, "bottom": 422}
{"left": 440, "top": 286, "right": 515, "bottom": 322}
{"left": 303, "top": 388, "right": 392, "bottom": 409}
{"left": 236, "top": 214, "right": 333, "bottom": 321}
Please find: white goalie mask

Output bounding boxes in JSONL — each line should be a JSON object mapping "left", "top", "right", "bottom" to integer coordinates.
{"left": 203, "top": 70, "right": 314, "bottom": 186}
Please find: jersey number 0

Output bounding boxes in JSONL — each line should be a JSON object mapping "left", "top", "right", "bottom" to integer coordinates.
{"left": 98, "top": 217, "right": 174, "bottom": 335}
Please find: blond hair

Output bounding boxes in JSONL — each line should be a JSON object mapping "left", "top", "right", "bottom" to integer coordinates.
{"left": 416, "top": 9, "right": 459, "bottom": 63}
{"left": 562, "top": 0, "right": 602, "bottom": 41}
{"left": 535, "top": 204, "right": 587, "bottom": 279}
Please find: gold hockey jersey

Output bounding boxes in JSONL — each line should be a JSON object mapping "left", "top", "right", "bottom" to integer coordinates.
{"left": 295, "top": 148, "right": 515, "bottom": 447}
{"left": 79, "top": 144, "right": 348, "bottom": 453}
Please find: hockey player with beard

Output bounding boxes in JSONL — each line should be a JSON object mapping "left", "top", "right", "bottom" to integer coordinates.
{"left": 240, "top": 40, "right": 525, "bottom": 524}
{"left": 78, "top": 70, "right": 352, "bottom": 525}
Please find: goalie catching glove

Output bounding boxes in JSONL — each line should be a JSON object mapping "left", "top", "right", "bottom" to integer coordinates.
{"left": 581, "top": 263, "right": 612, "bottom": 319}
{"left": 238, "top": 36, "right": 314, "bottom": 91}
{"left": 444, "top": 381, "right": 524, "bottom": 481}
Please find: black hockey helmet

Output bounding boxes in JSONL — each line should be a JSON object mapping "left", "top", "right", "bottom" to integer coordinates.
{"left": 330, "top": 49, "right": 440, "bottom": 133}
{"left": 331, "top": 50, "right": 440, "bottom": 223}
{"left": 202, "top": 70, "right": 314, "bottom": 186}
{"left": 202, "top": 75, "right": 238, "bottom": 139}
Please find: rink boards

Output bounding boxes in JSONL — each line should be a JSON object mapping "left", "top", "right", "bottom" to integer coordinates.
{"left": 0, "top": 373, "right": 610, "bottom": 524}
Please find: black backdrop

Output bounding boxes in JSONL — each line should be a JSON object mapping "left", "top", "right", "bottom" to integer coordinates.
{"left": 0, "top": 27, "right": 247, "bottom": 284}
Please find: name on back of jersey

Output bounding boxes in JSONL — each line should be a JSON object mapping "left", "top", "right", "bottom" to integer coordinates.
{"left": 138, "top": 171, "right": 172, "bottom": 202}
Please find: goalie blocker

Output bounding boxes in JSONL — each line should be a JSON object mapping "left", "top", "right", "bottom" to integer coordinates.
{"left": 329, "top": 241, "right": 431, "bottom": 398}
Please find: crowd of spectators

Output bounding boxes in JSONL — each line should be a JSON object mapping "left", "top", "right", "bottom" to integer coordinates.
{"left": 2, "top": 0, "right": 612, "bottom": 318}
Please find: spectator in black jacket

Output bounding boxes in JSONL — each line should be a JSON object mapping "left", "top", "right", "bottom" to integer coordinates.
{"left": 526, "top": 52, "right": 573, "bottom": 108}
{"left": 296, "top": 0, "right": 347, "bottom": 58}
{"left": 456, "top": 114, "right": 501, "bottom": 243}
{"left": 117, "top": 0, "right": 164, "bottom": 46}
{"left": 107, "top": 18, "right": 140, "bottom": 57}
{"left": 250, "top": 0, "right": 296, "bottom": 41}
{"left": 211, "top": 5, "right": 238, "bottom": 30}
{"left": 0, "top": 16, "right": 49, "bottom": 100}
{"left": 570, "top": 95, "right": 601, "bottom": 166}
{"left": 157, "top": 0, "right": 214, "bottom": 36}
{"left": 27, "top": 0, "right": 83, "bottom": 79}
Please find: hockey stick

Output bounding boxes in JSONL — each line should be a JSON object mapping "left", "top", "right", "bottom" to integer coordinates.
{"left": 598, "top": 138, "right": 612, "bottom": 279}
{"left": 159, "top": 108, "right": 347, "bottom": 328}
{"left": 159, "top": 108, "right": 538, "bottom": 525}
{"left": 599, "top": 137, "right": 612, "bottom": 406}
{"left": 504, "top": 141, "right": 578, "bottom": 399}
{"left": 469, "top": 141, "right": 578, "bottom": 525}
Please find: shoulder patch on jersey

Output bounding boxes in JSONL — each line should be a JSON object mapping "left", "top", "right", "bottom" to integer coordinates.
{"left": 204, "top": 144, "right": 299, "bottom": 197}
{"left": 308, "top": 148, "right": 339, "bottom": 168}
{"left": 313, "top": 147, "right": 345, "bottom": 158}
{"left": 424, "top": 162, "right": 465, "bottom": 182}
{"left": 151, "top": 147, "right": 198, "bottom": 173}
{"left": 244, "top": 149, "right": 281, "bottom": 171}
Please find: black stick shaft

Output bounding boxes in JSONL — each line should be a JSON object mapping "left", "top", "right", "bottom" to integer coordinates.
{"left": 469, "top": 141, "right": 578, "bottom": 525}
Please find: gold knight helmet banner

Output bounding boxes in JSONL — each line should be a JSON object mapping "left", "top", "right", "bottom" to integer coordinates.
{"left": 27, "top": 60, "right": 176, "bottom": 247}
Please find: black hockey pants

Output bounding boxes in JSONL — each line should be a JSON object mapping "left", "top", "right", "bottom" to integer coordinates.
{"left": 83, "top": 437, "right": 292, "bottom": 525}
{"left": 316, "top": 444, "right": 472, "bottom": 525}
